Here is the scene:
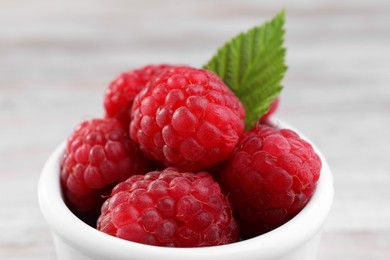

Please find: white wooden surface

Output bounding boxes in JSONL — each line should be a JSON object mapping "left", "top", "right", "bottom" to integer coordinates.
{"left": 1, "top": 0, "right": 390, "bottom": 259}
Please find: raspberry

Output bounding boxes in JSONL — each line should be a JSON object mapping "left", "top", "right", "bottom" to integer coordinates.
{"left": 97, "top": 167, "right": 238, "bottom": 247}
{"left": 104, "top": 64, "right": 172, "bottom": 129}
{"left": 220, "top": 123, "right": 321, "bottom": 238}
{"left": 60, "top": 118, "right": 151, "bottom": 217}
{"left": 129, "top": 66, "right": 245, "bottom": 172}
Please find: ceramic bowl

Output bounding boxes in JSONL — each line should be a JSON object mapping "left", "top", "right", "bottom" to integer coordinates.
{"left": 38, "top": 119, "right": 334, "bottom": 260}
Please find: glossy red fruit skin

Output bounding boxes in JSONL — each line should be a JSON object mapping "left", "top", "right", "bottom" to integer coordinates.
{"left": 129, "top": 66, "right": 245, "bottom": 172}
{"left": 97, "top": 167, "right": 239, "bottom": 247}
{"left": 104, "top": 64, "right": 172, "bottom": 130}
{"left": 60, "top": 118, "right": 151, "bottom": 219}
{"left": 220, "top": 123, "right": 321, "bottom": 239}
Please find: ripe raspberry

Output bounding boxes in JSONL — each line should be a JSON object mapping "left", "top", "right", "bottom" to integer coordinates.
{"left": 60, "top": 118, "right": 151, "bottom": 217}
{"left": 104, "top": 64, "right": 172, "bottom": 129}
{"left": 97, "top": 167, "right": 238, "bottom": 247}
{"left": 129, "top": 66, "right": 245, "bottom": 172}
{"left": 220, "top": 123, "right": 321, "bottom": 238}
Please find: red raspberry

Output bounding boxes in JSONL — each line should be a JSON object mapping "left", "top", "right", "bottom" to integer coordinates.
{"left": 104, "top": 64, "right": 172, "bottom": 129}
{"left": 97, "top": 167, "right": 238, "bottom": 247}
{"left": 220, "top": 123, "right": 321, "bottom": 238}
{"left": 129, "top": 66, "right": 245, "bottom": 172}
{"left": 60, "top": 118, "right": 151, "bottom": 216}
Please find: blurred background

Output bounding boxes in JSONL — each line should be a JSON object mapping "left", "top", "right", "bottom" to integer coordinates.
{"left": 1, "top": 0, "right": 389, "bottom": 259}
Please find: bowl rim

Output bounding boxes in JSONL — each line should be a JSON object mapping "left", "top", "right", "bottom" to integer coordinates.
{"left": 38, "top": 119, "right": 334, "bottom": 259}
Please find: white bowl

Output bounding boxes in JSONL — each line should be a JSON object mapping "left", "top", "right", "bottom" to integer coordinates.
{"left": 38, "top": 119, "right": 334, "bottom": 260}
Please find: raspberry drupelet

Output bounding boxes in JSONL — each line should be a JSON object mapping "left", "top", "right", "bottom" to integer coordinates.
{"left": 220, "top": 123, "right": 322, "bottom": 238}
{"left": 129, "top": 66, "right": 245, "bottom": 172}
{"left": 97, "top": 167, "right": 239, "bottom": 247}
{"left": 104, "top": 64, "right": 172, "bottom": 130}
{"left": 60, "top": 118, "right": 151, "bottom": 218}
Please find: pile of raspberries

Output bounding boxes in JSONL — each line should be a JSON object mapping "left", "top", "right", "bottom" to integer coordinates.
{"left": 60, "top": 64, "right": 321, "bottom": 247}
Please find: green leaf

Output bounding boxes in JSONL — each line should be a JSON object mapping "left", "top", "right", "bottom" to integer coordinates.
{"left": 203, "top": 9, "right": 287, "bottom": 130}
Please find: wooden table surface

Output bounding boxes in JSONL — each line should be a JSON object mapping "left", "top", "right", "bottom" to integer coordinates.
{"left": 1, "top": 0, "right": 389, "bottom": 259}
